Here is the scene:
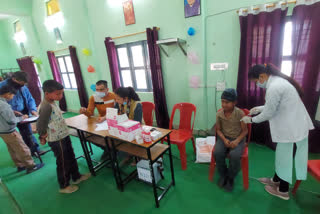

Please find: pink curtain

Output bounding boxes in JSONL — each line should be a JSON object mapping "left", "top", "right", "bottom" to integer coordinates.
{"left": 236, "top": 8, "right": 288, "bottom": 149}
{"left": 146, "top": 27, "right": 170, "bottom": 128}
{"left": 104, "top": 37, "right": 121, "bottom": 91}
{"left": 69, "top": 46, "right": 88, "bottom": 107}
{"left": 291, "top": 2, "right": 320, "bottom": 153}
{"left": 16, "top": 57, "right": 42, "bottom": 106}
{"left": 47, "top": 51, "right": 67, "bottom": 111}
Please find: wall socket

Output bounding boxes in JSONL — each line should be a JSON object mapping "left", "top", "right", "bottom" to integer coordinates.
{"left": 216, "top": 81, "right": 226, "bottom": 91}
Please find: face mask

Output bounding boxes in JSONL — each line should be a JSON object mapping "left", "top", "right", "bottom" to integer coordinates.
{"left": 256, "top": 81, "right": 267, "bottom": 88}
{"left": 123, "top": 101, "right": 127, "bottom": 105}
{"left": 95, "top": 92, "right": 105, "bottom": 98}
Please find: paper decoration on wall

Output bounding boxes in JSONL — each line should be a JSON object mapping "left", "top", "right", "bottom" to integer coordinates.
{"left": 189, "top": 75, "right": 201, "bottom": 88}
{"left": 187, "top": 51, "right": 200, "bottom": 64}
{"left": 90, "top": 84, "right": 96, "bottom": 91}
{"left": 33, "top": 57, "right": 43, "bottom": 65}
{"left": 123, "top": 0, "right": 135, "bottom": 25}
{"left": 82, "top": 48, "right": 91, "bottom": 56}
{"left": 187, "top": 27, "right": 196, "bottom": 36}
{"left": 87, "top": 65, "right": 95, "bottom": 73}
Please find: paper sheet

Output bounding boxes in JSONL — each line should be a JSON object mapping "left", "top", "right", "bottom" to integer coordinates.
{"left": 22, "top": 116, "right": 38, "bottom": 122}
{"left": 95, "top": 121, "right": 109, "bottom": 131}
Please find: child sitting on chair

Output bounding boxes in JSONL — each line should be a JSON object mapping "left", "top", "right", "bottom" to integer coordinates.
{"left": 214, "top": 88, "right": 248, "bottom": 192}
{"left": 37, "top": 80, "right": 90, "bottom": 194}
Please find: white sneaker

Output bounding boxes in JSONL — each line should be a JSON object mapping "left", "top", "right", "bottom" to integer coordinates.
{"left": 258, "top": 177, "right": 280, "bottom": 186}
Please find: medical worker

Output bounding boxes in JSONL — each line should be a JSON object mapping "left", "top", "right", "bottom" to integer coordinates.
{"left": 241, "top": 64, "right": 314, "bottom": 200}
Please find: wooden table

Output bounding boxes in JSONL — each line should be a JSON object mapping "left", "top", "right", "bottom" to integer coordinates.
{"left": 65, "top": 114, "right": 175, "bottom": 208}
{"left": 65, "top": 115, "right": 113, "bottom": 176}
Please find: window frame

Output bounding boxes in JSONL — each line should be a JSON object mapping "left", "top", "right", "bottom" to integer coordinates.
{"left": 56, "top": 54, "right": 77, "bottom": 90}
{"left": 33, "top": 62, "right": 42, "bottom": 88}
{"left": 116, "top": 40, "right": 152, "bottom": 92}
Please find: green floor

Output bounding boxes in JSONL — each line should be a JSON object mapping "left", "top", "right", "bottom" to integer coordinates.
{"left": 0, "top": 112, "right": 319, "bottom": 214}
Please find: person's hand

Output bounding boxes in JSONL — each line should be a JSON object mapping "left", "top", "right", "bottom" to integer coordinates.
{"left": 79, "top": 107, "right": 87, "bottom": 114}
{"left": 22, "top": 115, "right": 29, "bottom": 120}
{"left": 224, "top": 139, "right": 231, "bottom": 148}
{"left": 97, "top": 117, "right": 106, "bottom": 123}
{"left": 14, "top": 111, "right": 23, "bottom": 116}
{"left": 31, "top": 111, "right": 38, "bottom": 117}
{"left": 39, "top": 134, "right": 48, "bottom": 145}
{"left": 249, "top": 106, "right": 264, "bottom": 115}
{"left": 240, "top": 116, "right": 252, "bottom": 124}
{"left": 229, "top": 140, "right": 239, "bottom": 149}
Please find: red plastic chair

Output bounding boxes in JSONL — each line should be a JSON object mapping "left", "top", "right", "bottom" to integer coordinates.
{"left": 292, "top": 160, "right": 320, "bottom": 195}
{"left": 208, "top": 108, "right": 251, "bottom": 190}
{"left": 162, "top": 103, "right": 196, "bottom": 170}
{"left": 142, "top": 102, "right": 155, "bottom": 126}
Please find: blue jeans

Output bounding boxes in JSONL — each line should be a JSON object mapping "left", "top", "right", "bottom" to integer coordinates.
{"left": 17, "top": 123, "right": 40, "bottom": 154}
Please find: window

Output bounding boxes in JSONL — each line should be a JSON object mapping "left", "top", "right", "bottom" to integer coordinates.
{"left": 116, "top": 41, "right": 152, "bottom": 92}
{"left": 14, "top": 20, "right": 22, "bottom": 33}
{"left": 33, "top": 63, "right": 42, "bottom": 88}
{"left": 281, "top": 18, "right": 293, "bottom": 76}
{"left": 46, "top": 0, "right": 61, "bottom": 16}
{"left": 56, "top": 55, "right": 77, "bottom": 89}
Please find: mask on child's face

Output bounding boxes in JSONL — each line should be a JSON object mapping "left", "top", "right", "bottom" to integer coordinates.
{"left": 123, "top": 101, "right": 127, "bottom": 105}
{"left": 95, "top": 92, "right": 106, "bottom": 98}
{"left": 256, "top": 81, "right": 267, "bottom": 88}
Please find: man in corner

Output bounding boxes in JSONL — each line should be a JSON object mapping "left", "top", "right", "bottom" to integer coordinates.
{"left": 0, "top": 71, "right": 46, "bottom": 156}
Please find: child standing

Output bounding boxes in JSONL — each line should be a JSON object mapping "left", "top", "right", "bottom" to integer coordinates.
{"left": 0, "top": 85, "right": 44, "bottom": 173}
{"left": 214, "top": 88, "right": 248, "bottom": 192}
{"left": 37, "top": 80, "right": 90, "bottom": 194}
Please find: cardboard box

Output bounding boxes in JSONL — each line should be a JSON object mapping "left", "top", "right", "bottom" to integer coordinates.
{"left": 137, "top": 159, "right": 163, "bottom": 184}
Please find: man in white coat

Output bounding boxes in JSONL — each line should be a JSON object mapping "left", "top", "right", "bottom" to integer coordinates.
{"left": 241, "top": 64, "right": 314, "bottom": 200}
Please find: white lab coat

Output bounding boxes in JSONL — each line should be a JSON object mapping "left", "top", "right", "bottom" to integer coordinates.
{"left": 252, "top": 75, "right": 314, "bottom": 143}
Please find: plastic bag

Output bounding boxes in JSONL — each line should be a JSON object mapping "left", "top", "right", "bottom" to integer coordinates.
{"left": 195, "top": 136, "right": 215, "bottom": 163}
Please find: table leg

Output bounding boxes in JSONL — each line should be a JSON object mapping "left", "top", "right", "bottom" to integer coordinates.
{"left": 147, "top": 148, "right": 160, "bottom": 208}
{"left": 167, "top": 134, "right": 175, "bottom": 186}
{"left": 110, "top": 138, "right": 124, "bottom": 191}
{"left": 77, "top": 130, "right": 96, "bottom": 176}
{"left": 105, "top": 138, "right": 121, "bottom": 190}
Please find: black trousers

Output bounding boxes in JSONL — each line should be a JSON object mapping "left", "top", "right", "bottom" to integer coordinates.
{"left": 49, "top": 136, "right": 81, "bottom": 189}
{"left": 273, "top": 173, "right": 289, "bottom": 192}
{"left": 17, "top": 123, "right": 39, "bottom": 154}
{"left": 213, "top": 137, "right": 245, "bottom": 180}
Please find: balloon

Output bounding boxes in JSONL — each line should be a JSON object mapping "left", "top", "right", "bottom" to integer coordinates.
{"left": 87, "top": 65, "right": 95, "bottom": 73}
{"left": 187, "top": 27, "right": 196, "bottom": 36}
{"left": 82, "top": 48, "right": 91, "bottom": 56}
{"left": 90, "top": 84, "right": 96, "bottom": 91}
{"left": 33, "top": 57, "right": 43, "bottom": 65}
{"left": 189, "top": 76, "right": 200, "bottom": 88}
{"left": 187, "top": 51, "right": 200, "bottom": 64}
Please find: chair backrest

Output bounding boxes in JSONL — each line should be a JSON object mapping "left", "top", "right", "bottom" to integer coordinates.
{"left": 141, "top": 102, "right": 155, "bottom": 126}
{"left": 216, "top": 108, "right": 252, "bottom": 143}
{"left": 169, "top": 102, "right": 196, "bottom": 131}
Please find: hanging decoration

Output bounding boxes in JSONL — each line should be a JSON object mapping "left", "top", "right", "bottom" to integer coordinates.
{"left": 189, "top": 75, "right": 201, "bottom": 88}
{"left": 82, "top": 48, "right": 92, "bottom": 56}
{"left": 187, "top": 27, "right": 196, "bottom": 36}
{"left": 90, "top": 84, "right": 96, "bottom": 91}
{"left": 87, "top": 65, "right": 95, "bottom": 73}
{"left": 33, "top": 57, "right": 43, "bottom": 65}
{"left": 187, "top": 51, "right": 200, "bottom": 64}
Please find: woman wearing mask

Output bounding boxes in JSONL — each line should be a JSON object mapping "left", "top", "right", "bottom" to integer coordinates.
{"left": 114, "top": 87, "right": 143, "bottom": 123}
{"left": 79, "top": 80, "right": 116, "bottom": 122}
{"left": 241, "top": 64, "right": 314, "bottom": 200}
